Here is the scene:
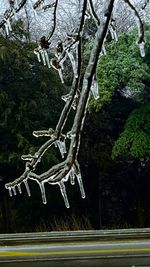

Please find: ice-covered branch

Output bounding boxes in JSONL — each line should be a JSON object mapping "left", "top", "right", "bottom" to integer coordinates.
{"left": 67, "top": 0, "right": 115, "bottom": 163}
{"left": 123, "top": 0, "right": 145, "bottom": 57}
{"left": 33, "top": 0, "right": 59, "bottom": 69}
{"left": 5, "top": 0, "right": 145, "bottom": 208}
{"left": 33, "top": 0, "right": 44, "bottom": 10}
{"left": 142, "top": 0, "right": 149, "bottom": 9}
{"left": 5, "top": 0, "right": 87, "bottom": 207}
{"left": 47, "top": 0, "right": 59, "bottom": 41}
{"left": 87, "top": 0, "right": 100, "bottom": 27}
{"left": 0, "top": 0, "right": 27, "bottom": 31}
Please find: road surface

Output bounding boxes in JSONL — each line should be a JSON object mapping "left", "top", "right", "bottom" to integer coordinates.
{"left": 0, "top": 229, "right": 150, "bottom": 266}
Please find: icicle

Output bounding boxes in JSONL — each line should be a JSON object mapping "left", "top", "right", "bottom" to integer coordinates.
{"left": 61, "top": 140, "right": 67, "bottom": 154}
{"left": 67, "top": 51, "right": 78, "bottom": 78}
{"left": 58, "top": 69, "right": 64, "bottom": 83}
{"left": 91, "top": 80, "right": 99, "bottom": 100}
{"left": 37, "top": 52, "right": 41, "bottom": 62}
{"left": 8, "top": 187, "right": 13, "bottom": 197}
{"left": 109, "top": 26, "right": 118, "bottom": 41}
{"left": 74, "top": 161, "right": 86, "bottom": 199}
{"left": 12, "top": 186, "right": 17, "bottom": 195}
{"left": 58, "top": 181, "right": 70, "bottom": 208}
{"left": 4, "top": 21, "right": 10, "bottom": 36}
{"left": 56, "top": 140, "right": 66, "bottom": 158}
{"left": 24, "top": 179, "right": 31, "bottom": 196}
{"left": 40, "top": 49, "right": 46, "bottom": 65}
{"left": 76, "top": 173, "right": 86, "bottom": 199}
{"left": 102, "top": 43, "right": 106, "bottom": 55}
{"left": 138, "top": 42, "right": 145, "bottom": 57}
{"left": 70, "top": 169, "right": 75, "bottom": 185}
{"left": 17, "top": 184, "right": 22, "bottom": 194}
{"left": 54, "top": 141, "right": 57, "bottom": 148}
{"left": 43, "top": 50, "right": 51, "bottom": 68}
{"left": 7, "top": 19, "right": 12, "bottom": 32}
{"left": 39, "top": 182, "right": 47, "bottom": 204}
{"left": 34, "top": 49, "right": 41, "bottom": 62}
{"left": 113, "top": 30, "right": 118, "bottom": 42}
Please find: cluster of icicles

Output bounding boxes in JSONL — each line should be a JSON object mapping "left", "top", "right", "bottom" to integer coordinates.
{"left": 5, "top": 125, "right": 86, "bottom": 208}
{"left": 34, "top": 43, "right": 100, "bottom": 100}
{"left": 3, "top": 0, "right": 21, "bottom": 35}
{"left": 7, "top": 160, "right": 85, "bottom": 209}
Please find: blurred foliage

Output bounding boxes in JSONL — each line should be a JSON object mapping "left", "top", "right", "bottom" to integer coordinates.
{"left": 85, "top": 25, "right": 150, "bottom": 161}
{"left": 0, "top": 28, "right": 67, "bottom": 179}
{"left": 112, "top": 103, "right": 150, "bottom": 160}
{"left": 89, "top": 26, "right": 150, "bottom": 111}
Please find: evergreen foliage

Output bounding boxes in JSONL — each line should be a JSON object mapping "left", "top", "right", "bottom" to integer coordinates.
{"left": 112, "top": 104, "right": 150, "bottom": 160}
{"left": 90, "top": 27, "right": 150, "bottom": 111}
{"left": 0, "top": 31, "right": 67, "bottom": 179}
{"left": 89, "top": 25, "right": 150, "bottom": 161}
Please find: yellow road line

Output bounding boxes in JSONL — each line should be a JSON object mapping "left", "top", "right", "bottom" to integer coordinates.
{"left": 0, "top": 248, "right": 150, "bottom": 257}
{"left": 3, "top": 239, "right": 150, "bottom": 248}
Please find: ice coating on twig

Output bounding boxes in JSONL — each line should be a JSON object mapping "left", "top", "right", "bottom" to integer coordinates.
{"left": 4, "top": 18, "right": 12, "bottom": 35}
{"left": 67, "top": 50, "right": 78, "bottom": 78}
{"left": 21, "top": 154, "right": 38, "bottom": 161}
{"left": 61, "top": 93, "right": 72, "bottom": 102}
{"left": 58, "top": 69, "right": 64, "bottom": 83}
{"left": 33, "top": 128, "right": 55, "bottom": 138}
{"left": 138, "top": 41, "right": 145, "bottom": 57}
{"left": 55, "top": 139, "right": 67, "bottom": 158}
{"left": 109, "top": 19, "right": 118, "bottom": 41}
{"left": 87, "top": 0, "right": 100, "bottom": 27}
{"left": 91, "top": 79, "right": 99, "bottom": 100}
{"left": 102, "top": 43, "right": 106, "bottom": 55}
{"left": 61, "top": 92, "right": 79, "bottom": 110}
{"left": 33, "top": 0, "right": 44, "bottom": 10}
